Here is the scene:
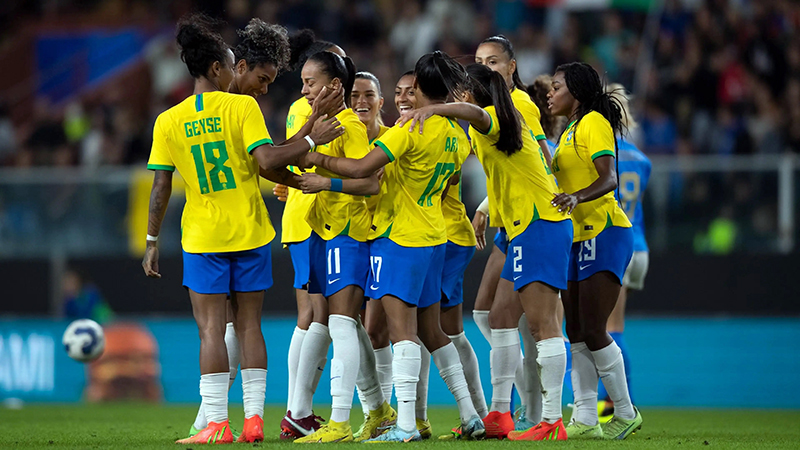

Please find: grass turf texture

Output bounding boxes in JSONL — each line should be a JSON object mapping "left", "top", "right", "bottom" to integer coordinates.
{"left": 2, "top": 404, "right": 799, "bottom": 449}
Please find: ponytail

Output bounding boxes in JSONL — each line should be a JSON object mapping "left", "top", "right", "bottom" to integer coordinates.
{"left": 466, "top": 63, "right": 522, "bottom": 155}
{"left": 414, "top": 50, "right": 468, "bottom": 101}
{"left": 342, "top": 56, "right": 356, "bottom": 107}
{"left": 307, "top": 51, "right": 356, "bottom": 107}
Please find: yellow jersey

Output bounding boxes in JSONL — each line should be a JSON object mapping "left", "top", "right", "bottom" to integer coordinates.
{"left": 442, "top": 140, "right": 477, "bottom": 247}
{"left": 306, "top": 109, "right": 372, "bottom": 241}
{"left": 470, "top": 106, "right": 568, "bottom": 241}
{"left": 365, "top": 124, "right": 391, "bottom": 215}
{"left": 372, "top": 116, "right": 468, "bottom": 247}
{"left": 281, "top": 97, "right": 316, "bottom": 244}
{"left": 147, "top": 91, "right": 274, "bottom": 253}
{"left": 551, "top": 111, "right": 631, "bottom": 242}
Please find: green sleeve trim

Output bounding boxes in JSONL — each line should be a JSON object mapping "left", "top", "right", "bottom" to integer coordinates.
{"left": 375, "top": 140, "right": 395, "bottom": 162}
{"left": 247, "top": 138, "right": 273, "bottom": 154}
{"left": 147, "top": 164, "right": 175, "bottom": 172}
{"left": 591, "top": 149, "right": 615, "bottom": 161}
{"left": 534, "top": 134, "right": 546, "bottom": 141}
{"left": 475, "top": 114, "right": 493, "bottom": 136}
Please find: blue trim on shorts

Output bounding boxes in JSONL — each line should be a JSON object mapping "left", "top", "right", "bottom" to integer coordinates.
{"left": 501, "top": 219, "right": 573, "bottom": 291}
{"left": 568, "top": 226, "right": 634, "bottom": 284}
{"left": 493, "top": 228, "right": 509, "bottom": 254}
{"left": 440, "top": 241, "right": 476, "bottom": 308}
{"left": 367, "top": 238, "right": 445, "bottom": 308}
{"left": 182, "top": 243, "right": 273, "bottom": 294}
{"left": 287, "top": 239, "right": 311, "bottom": 290}
{"left": 308, "top": 232, "right": 369, "bottom": 297}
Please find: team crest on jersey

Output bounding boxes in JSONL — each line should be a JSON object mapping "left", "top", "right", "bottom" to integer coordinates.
{"left": 565, "top": 131, "right": 574, "bottom": 143}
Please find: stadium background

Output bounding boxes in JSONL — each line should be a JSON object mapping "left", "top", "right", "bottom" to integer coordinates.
{"left": 1, "top": 0, "right": 799, "bottom": 411}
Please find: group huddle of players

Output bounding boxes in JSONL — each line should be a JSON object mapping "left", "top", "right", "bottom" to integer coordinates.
{"left": 142, "top": 12, "right": 651, "bottom": 444}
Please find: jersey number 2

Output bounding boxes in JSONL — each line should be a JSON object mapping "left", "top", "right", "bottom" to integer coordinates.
{"left": 190, "top": 140, "right": 237, "bottom": 194}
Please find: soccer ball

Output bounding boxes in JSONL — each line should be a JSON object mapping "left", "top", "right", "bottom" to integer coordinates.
{"left": 63, "top": 319, "right": 105, "bottom": 362}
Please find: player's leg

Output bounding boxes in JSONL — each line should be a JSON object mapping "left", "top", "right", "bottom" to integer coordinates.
{"left": 517, "top": 313, "right": 541, "bottom": 428}
{"left": 473, "top": 238, "right": 506, "bottom": 342}
{"left": 365, "top": 297, "right": 392, "bottom": 406}
{"left": 442, "top": 304, "right": 488, "bottom": 419}
{"left": 230, "top": 290, "right": 267, "bottom": 443}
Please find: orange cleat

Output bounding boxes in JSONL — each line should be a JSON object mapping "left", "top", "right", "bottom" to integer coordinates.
{"left": 237, "top": 415, "right": 264, "bottom": 443}
{"left": 175, "top": 420, "right": 233, "bottom": 444}
{"left": 482, "top": 411, "right": 514, "bottom": 439}
{"left": 508, "top": 418, "right": 567, "bottom": 441}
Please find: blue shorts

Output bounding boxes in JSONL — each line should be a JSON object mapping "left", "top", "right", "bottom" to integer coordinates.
{"left": 568, "top": 226, "right": 634, "bottom": 284}
{"left": 501, "top": 219, "right": 573, "bottom": 291}
{"left": 440, "top": 242, "right": 476, "bottom": 308}
{"left": 493, "top": 228, "right": 509, "bottom": 254}
{"left": 367, "top": 238, "right": 445, "bottom": 308}
{"left": 183, "top": 243, "right": 273, "bottom": 294}
{"left": 308, "top": 232, "right": 370, "bottom": 297}
{"left": 287, "top": 239, "right": 311, "bottom": 290}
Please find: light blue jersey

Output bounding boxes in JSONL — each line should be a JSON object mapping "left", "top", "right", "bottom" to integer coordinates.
{"left": 615, "top": 138, "right": 651, "bottom": 252}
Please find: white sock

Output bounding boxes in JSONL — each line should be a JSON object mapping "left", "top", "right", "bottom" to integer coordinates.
{"left": 490, "top": 328, "right": 520, "bottom": 413}
{"left": 312, "top": 356, "right": 326, "bottom": 393}
{"left": 432, "top": 342, "right": 479, "bottom": 422}
{"left": 519, "top": 314, "right": 542, "bottom": 423}
{"left": 374, "top": 346, "right": 393, "bottom": 405}
{"left": 287, "top": 326, "right": 306, "bottom": 411}
{"left": 570, "top": 342, "right": 599, "bottom": 426}
{"left": 416, "top": 344, "right": 430, "bottom": 421}
{"left": 449, "top": 332, "right": 488, "bottom": 417}
{"left": 290, "top": 322, "right": 330, "bottom": 418}
{"left": 393, "top": 340, "right": 420, "bottom": 431}
{"left": 200, "top": 372, "right": 229, "bottom": 424}
{"left": 355, "top": 319, "right": 385, "bottom": 412}
{"left": 328, "top": 315, "right": 360, "bottom": 423}
{"left": 193, "top": 404, "right": 207, "bottom": 430}
{"left": 472, "top": 310, "right": 491, "bottom": 344}
{"left": 225, "top": 323, "right": 240, "bottom": 386}
{"left": 536, "top": 338, "right": 566, "bottom": 424}
{"left": 241, "top": 368, "right": 267, "bottom": 419}
{"left": 514, "top": 347, "right": 526, "bottom": 407}
{"left": 592, "top": 342, "right": 635, "bottom": 420}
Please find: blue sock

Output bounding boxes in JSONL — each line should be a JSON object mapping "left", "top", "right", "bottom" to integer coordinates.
{"left": 563, "top": 340, "right": 573, "bottom": 405}
{"left": 609, "top": 332, "right": 632, "bottom": 403}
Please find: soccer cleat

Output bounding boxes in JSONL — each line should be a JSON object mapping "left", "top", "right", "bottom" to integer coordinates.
{"left": 461, "top": 415, "right": 486, "bottom": 440}
{"left": 437, "top": 424, "right": 461, "bottom": 440}
{"left": 514, "top": 405, "right": 536, "bottom": 431}
{"left": 565, "top": 418, "right": 603, "bottom": 439}
{"left": 508, "top": 418, "right": 567, "bottom": 441}
{"left": 363, "top": 424, "right": 421, "bottom": 443}
{"left": 482, "top": 410, "right": 514, "bottom": 439}
{"left": 175, "top": 420, "right": 233, "bottom": 444}
{"left": 294, "top": 420, "right": 353, "bottom": 443}
{"left": 187, "top": 425, "right": 201, "bottom": 438}
{"left": 281, "top": 411, "right": 325, "bottom": 439}
{"left": 353, "top": 401, "right": 397, "bottom": 442}
{"left": 598, "top": 400, "right": 615, "bottom": 424}
{"left": 237, "top": 415, "right": 264, "bottom": 443}
{"left": 602, "top": 406, "right": 643, "bottom": 440}
{"left": 353, "top": 414, "right": 370, "bottom": 442}
{"left": 416, "top": 418, "right": 432, "bottom": 440}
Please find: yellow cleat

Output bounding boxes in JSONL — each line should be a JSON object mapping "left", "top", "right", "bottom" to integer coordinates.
{"left": 294, "top": 420, "right": 353, "bottom": 444}
{"left": 416, "top": 418, "right": 432, "bottom": 440}
{"left": 353, "top": 402, "right": 397, "bottom": 442}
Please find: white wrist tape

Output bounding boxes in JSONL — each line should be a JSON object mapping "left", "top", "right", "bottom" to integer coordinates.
{"left": 304, "top": 135, "right": 316, "bottom": 151}
{"left": 146, "top": 234, "right": 158, "bottom": 242}
{"left": 476, "top": 196, "right": 490, "bottom": 215}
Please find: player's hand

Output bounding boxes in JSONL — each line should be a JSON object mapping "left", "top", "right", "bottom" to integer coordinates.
{"left": 296, "top": 152, "right": 318, "bottom": 170}
{"left": 397, "top": 106, "right": 435, "bottom": 134}
{"left": 375, "top": 167, "right": 385, "bottom": 182}
{"left": 142, "top": 244, "right": 161, "bottom": 278}
{"left": 295, "top": 173, "right": 330, "bottom": 194}
{"left": 309, "top": 115, "right": 344, "bottom": 146}
{"left": 312, "top": 86, "right": 346, "bottom": 119}
{"left": 552, "top": 192, "right": 579, "bottom": 215}
{"left": 273, "top": 183, "right": 288, "bottom": 201}
{"left": 472, "top": 210, "right": 487, "bottom": 250}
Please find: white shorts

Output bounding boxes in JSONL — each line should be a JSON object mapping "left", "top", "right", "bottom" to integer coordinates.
{"left": 622, "top": 251, "right": 649, "bottom": 290}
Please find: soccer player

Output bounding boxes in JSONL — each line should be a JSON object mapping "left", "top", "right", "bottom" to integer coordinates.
{"left": 299, "top": 51, "right": 486, "bottom": 442}
{"left": 548, "top": 62, "right": 643, "bottom": 439}
{"left": 404, "top": 62, "right": 572, "bottom": 441}
{"left": 142, "top": 14, "right": 342, "bottom": 444}
{"left": 597, "top": 84, "right": 651, "bottom": 421}
{"left": 279, "top": 31, "right": 347, "bottom": 440}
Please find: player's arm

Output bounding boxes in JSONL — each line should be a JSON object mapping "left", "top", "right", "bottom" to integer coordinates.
{"left": 398, "top": 103, "right": 491, "bottom": 134}
{"left": 303, "top": 146, "right": 390, "bottom": 180}
{"left": 552, "top": 155, "right": 617, "bottom": 214}
{"left": 250, "top": 115, "right": 344, "bottom": 171}
{"left": 538, "top": 138, "right": 552, "bottom": 166}
{"left": 295, "top": 172, "right": 380, "bottom": 196}
{"left": 260, "top": 167, "right": 301, "bottom": 190}
{"left": 473, "top": 196, "right": 489, "bottom": 250}
{"left": 143, "top": 170, "right": 173, "bottom": 278}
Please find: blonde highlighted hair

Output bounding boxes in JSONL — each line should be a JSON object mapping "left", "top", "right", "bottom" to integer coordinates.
{"left": 606, "top": 83, "right": 637, "bottom": 131}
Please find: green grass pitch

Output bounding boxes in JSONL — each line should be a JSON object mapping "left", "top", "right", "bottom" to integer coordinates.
{"left": 2, "top": 404, "right": 799, "bottom": 449}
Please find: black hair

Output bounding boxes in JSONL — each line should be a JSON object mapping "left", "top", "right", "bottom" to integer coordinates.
{"left": 527, "top": 74, "right": 561, "bottom": 139}
{"left": 400, "top": 70, "right": 415, "bottom": 78}
{"left": 288, "top": 29, "right": 339, "bottom": 72}
{"left": 555, "top": 62, "right": 626, "bottom": 143}
{"left": 307, "top": 51, "right": 356, "bottom": 107}
{"left": 175, "top": 13, "right": 230, "bottom": 79}
{"left": 234, "top": 18, "right": 291, "bottom": 72}
{"left": 355, "top": 71, "right": 381, "bottom": 95}
{"left": 480, "top": 35, "right": 526, "bottom": 91}
{"left": 414, "top": 50, "right": 468, "bottom": 101}
{"left": 465, "top": 64, "right": 523, "bottom": 155}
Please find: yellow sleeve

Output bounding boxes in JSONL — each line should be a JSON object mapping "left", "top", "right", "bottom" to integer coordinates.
{"left": 583, "top": 114, "right": 616, "bottom": 161}
{"left": 341, "top": 125, "right": 371, "bottom": 159}
{"left": 240, "top": 96, "right": 273, "bottom": 154}
{"left": 286, "top": 99, "right": 311, "bottom": 139}
{"left": 146, "top": 115, "right": 175, "bottom": 171}
{"left": 476, "top": 107, "right": 501, "bottom": 142}
{"left": 528, "top": 112, "right": 547, "bottom": 142}
{"left": 374, "top": 125, "right": 415, "bottom": 162}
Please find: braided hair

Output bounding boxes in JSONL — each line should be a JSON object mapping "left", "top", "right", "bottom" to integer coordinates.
{"left": 234, "top": 18, "right": 291, "bottom": 72}
{"left": 480, "top": 35, "right": 526, "bottom": 91}
{"left": 307, "top": 51, "right": 357, "bottom": 107}
{"left": 175, "top": 13, "right": 230, "bottom": 79}
{"left": 465, "top": 63, "right": 522, "bottom": 155}
{"left": 414, "top": 50, "right": 468, "bottom": 101}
